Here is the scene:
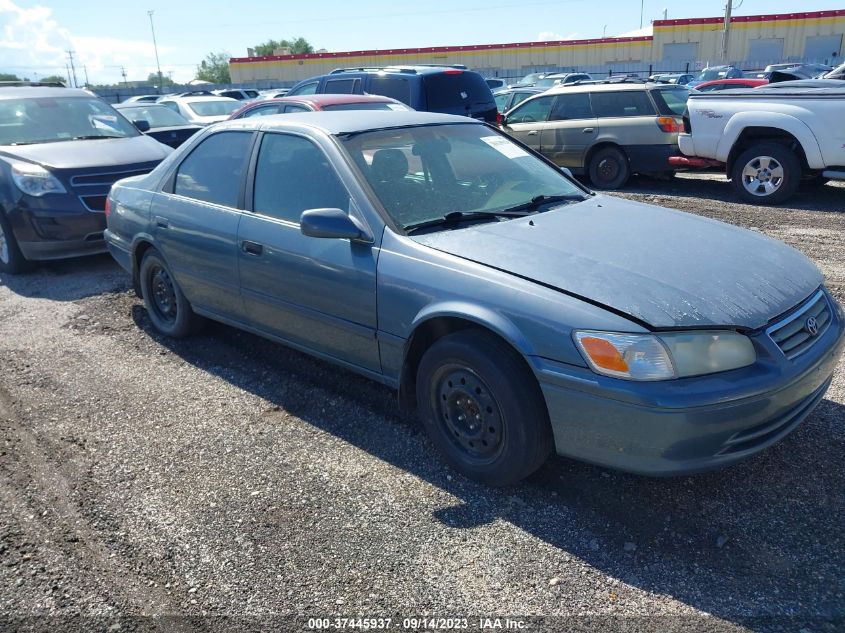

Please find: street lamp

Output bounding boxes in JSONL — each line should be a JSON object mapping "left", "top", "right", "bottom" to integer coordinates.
{"left": 147, "top": 9, "right": 164, "bottom": 93}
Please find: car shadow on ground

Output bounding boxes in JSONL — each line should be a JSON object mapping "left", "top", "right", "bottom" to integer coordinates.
{"left": 0, "top": 254, "right": 126, "bottom": 301}
{"left": 132, "top": 307, "right": 845, "bottom": 631}
{"left": 605, "top": 174, "right": 845, "bottom": 213}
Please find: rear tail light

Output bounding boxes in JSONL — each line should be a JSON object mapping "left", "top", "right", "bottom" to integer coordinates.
{"left": 104, "top": 197, "right": 111, "bottom": 218}
{"left": 444, "top": 69, "right": 463, "bottom": 75}
{"left": 657, "top": 116, "right": 683, "bottom": 133}
{"left": 496, "top": 111, "right": 503, "bottom": 127}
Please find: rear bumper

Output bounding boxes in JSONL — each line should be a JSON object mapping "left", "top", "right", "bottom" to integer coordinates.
{"left": 668, "top": 155, "right": 722, "bottom": 169}
{"left": 624, "top": 144, "right": 679, "bottom": 174}
{"left": 103, "top": 228, "right": 133, "bottom": 274}
{"left": 532, "top": 298, "right": 845, "bottom": 476}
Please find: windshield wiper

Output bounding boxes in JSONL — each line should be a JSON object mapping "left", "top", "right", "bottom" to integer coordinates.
{"left": 404, "top": 209, "right": 536, "bottom": 234}
{"left": 498, "top": 193, "right": 587, "bottom": 215}
{"left": 71, "top": 135, "right": 124, "bottom": 140}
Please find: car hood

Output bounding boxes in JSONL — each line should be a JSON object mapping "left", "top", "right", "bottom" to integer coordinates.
{"left": 410, "top": 196, "right": 822, "bottom": 330}
{"left": 0, "top": 135, "right": 171, "bottom": 169}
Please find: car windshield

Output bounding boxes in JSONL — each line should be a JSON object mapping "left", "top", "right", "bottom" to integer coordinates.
{"left": 697, "top": 68, "right": 729, "bottom": 81}
{"left": 534, "top": 77, "right": 559, "bottom": 88}
{"left": 118, "top": 105, "right": 190, "bottom": 128}
{"left": 0, "top": 96, "right": 139, "bottom": 145}
{"left": 340, "top": 123, "right": 585, "bottom": 231}
{"left": 322, "top": 102, "right": 411, "bottom": 111}
{"left": 650, "top": 88, "right": 690, "bottom": 115}
{"left": 186, "top": 100, "right": 241, "bottom": 116}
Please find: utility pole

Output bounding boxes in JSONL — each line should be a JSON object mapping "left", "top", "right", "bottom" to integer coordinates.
{"left": 640, "top": 0, "right": 644, "bottom": 29}
{"left": 83, "top": 65, "right": 90, "bottom": 87}
{"left": 121, "top": 66, "right": 128, "bottom": 88}
{"left": 147, "top": 10, "right": 164, "bottom": 94}
{"left": 721, "top": 1, "right": 733, "bottom": 61}
{"left": 66, "top": 50, "right": 78, "bottom": 88}
{"left": 65, "top": 64, "right": 72, "bottom": 87}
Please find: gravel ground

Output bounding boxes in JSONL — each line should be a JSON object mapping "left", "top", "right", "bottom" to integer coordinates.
{"left": 0, "top": 174, "right": 843, "bottom": 633}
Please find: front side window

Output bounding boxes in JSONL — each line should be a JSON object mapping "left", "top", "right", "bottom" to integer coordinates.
{"left": 507, "top": 96, "right": 554, "bottom": 123}
{"left": 0, "top": 96, "right": 139, "bottom": 146}
{"left": 173, "top": 132, "right": 252, "bottom": 207}
{"left": 283, "top": 104, "right": 310, "bottom": 113}
{"left": 241, "top": 105, "right": 282, "bottom": 118}
{"left": 590, "top": 91, "right": 655, "bottom": 118}
{"left": 252, "top": 133, "right": 348, "bottom": 223}
{"left": 289, "top": 81, "right": 318, "bottom": 96}
{"left": 340, "top": 124, "right": 584, "bottom": 230}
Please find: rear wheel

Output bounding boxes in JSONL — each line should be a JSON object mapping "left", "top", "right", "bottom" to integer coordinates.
{"left": 415, "top": 330, "right": 553, "bottom": 486}
{"left": 731, "top": 143, "right": 800, "bottom": 205}
{"left": 0, "top": 213, "right": 30, "bottom": 275}
{"left": 588, "top": 146, "right": 630, "bottom": 190}
{"left": 139, "top": 249, "right": 202, "bottom": 337}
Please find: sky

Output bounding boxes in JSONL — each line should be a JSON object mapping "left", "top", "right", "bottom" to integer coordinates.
{"left": 1, "top": 0, "right": 843, "bottom": 85}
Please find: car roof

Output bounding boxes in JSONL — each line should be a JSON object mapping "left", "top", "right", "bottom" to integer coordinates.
{"left": 696, "top": 78, "right": 767, "bottom": 87}
{"left": 215, "top": 110, "right": 477, "bottom": 135}
{"left": 547, "top": 81, "right": 671, "bottom": 93}
{"left": 164, "top": 95, "right": 239, "bottom": 103}
{"left": 114, "top": 102, "right": 169, "bottom": 108}
{"left": 279, "top": 94, "right": 399, "bottom": 106}
{"left": 0, "top": 86, "right": 94, "bottom": 100}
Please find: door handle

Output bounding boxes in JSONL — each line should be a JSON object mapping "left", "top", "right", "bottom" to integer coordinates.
{"left": 154, "top": 216, "right": 169, "bottom": 229}
{"left": 582, "top": 128, "right": 595, "bottom": 133}
{"left": 526, "top": 130, "right": 538, "bottom": 136}
{"left": 241, "top": 240, "right": 264, "bottom": 256}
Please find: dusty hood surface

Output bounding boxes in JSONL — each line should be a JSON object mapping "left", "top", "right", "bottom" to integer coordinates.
{"left": 0, "top": 135, "right": 171, "bottom": 170}
{"left": 411, "top": 196, "right": 822, "bottom": 329}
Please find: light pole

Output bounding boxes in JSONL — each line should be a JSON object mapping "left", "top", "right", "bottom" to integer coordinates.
{"left": 147, "top": 10, "right": 164, "bottom": 93}
{"left": 640, "top": 0, "right": 645, "bottom": 29}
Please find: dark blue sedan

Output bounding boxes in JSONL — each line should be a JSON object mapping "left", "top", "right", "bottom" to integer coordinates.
{"left": 104, "top": 111, "right": 845, "bottom": 485}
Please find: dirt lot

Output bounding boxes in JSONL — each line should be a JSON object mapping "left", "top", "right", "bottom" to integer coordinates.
{"left": 0, "top": 174, "right": 843, "bottom": 633}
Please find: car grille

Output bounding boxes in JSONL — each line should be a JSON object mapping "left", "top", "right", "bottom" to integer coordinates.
{"left": 766, "top": 290, "right": 832, "bottom": 360}
{"left": 69, "top": 164, "right": 157, "bottom": 213}
{"left": 70, "top": 168, "right": 151, "bottom": 187}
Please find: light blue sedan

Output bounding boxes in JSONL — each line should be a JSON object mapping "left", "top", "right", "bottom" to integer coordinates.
{"left": 105, "top": 111, "right": 845, "bottom": 485}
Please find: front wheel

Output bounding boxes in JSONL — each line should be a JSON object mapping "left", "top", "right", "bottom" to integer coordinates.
{"left": 0, "top": 213, "right": 31, "bottom": 275}
{"left": 415, "top": 330, "right": 553, "bottom": 486}
{"left": 588, "top": 146, "right": 630, "bottom": 190}
{"left": 139, "top": 249, "right": 202, "bottom": 337}
{"left": 731, "top": 143, "right": 800, "bottom": 205}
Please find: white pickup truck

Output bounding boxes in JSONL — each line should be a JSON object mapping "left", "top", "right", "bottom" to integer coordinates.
{"left": 675, "top": 85, "right": 845, "bottom": 204}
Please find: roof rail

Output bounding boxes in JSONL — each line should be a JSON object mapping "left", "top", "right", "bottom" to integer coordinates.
{"left": 0, "top": 81, "right": 66, "bottom": 88}
{"left": 329, "top": 67, "right": 386, "bottom": 74}
{"left": 563, "top": 77, "right": 649, "bottom": 87}
{"left": 410, "top": 64, "right": 469, "bottom": 70}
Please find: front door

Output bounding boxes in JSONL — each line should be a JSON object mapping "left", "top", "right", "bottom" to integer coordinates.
{"left": 237, "top": 132, "right": 381, "bottom": 372}
{"left": 502, "top": 95, "right": 555, "bottom": 154}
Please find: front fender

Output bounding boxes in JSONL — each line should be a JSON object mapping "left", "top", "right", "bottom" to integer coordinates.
{"left": 716, "top": 112, "right": 824, "bottom": 168}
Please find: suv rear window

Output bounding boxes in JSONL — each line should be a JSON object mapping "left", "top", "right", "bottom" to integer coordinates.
{"left": 650, "top": 88, "right": 690, "bottom": 116}
{"left": 590, "top": 91, "right": 655, "bottom": 118}
{"left": 423, "top": 72, "right": 493, "bottom": 109}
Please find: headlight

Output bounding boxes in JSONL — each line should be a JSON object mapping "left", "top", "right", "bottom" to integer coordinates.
{"left": 10, "top": 162, "right": 67, "bottom": 197}
{"left": 573, "top": 330, "right": 755, "bottom": 381}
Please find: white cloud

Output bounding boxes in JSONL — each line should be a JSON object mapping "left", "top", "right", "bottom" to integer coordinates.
{"left": 537, "top": 31, "right": 582, "bottom": 42}
{"left": 0, "top": 0, "right": 189, "bottom": 84}
{"left": 614, "top": 26, "right": 654, "bottom": 38}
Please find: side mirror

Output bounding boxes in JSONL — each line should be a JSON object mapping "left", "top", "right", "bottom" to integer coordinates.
{"left": 134, "top": 119, "right": 151, "bottom": 132}
{"left": 300, "top": 208, "right": 372, "bottom": 242}
{"left": 560, "top": 166, "right": 573, "bottom": 178}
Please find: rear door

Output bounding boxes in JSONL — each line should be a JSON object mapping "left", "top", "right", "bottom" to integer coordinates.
{"left": 540, "top": 92, "right": 598, "bottom": 168}
{"left": 589, "top": 90, "right": 660, "bottom": 147}
{"left": 501, "top": 95, "right": 555, "bottom": 153}
{"left": 151, "top": 130, "right": 254, "bottom": 319}
{"left": 237, "top": 132, "right": 380, "bottom": 371}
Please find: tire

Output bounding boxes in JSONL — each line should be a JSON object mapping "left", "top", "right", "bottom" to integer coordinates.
{"left": 139, "top": 249, "right": 202, "bottom": 338}
{"left": 0, "top": 212, "right": 31, "bottom": 275}
{"left": 415, "top": 330, "right": 553, "bottom": 486}
{"left": 731, "top": 143, "right": 800, "bottom": 205}
{"left": 588, "top": 146, "right": 630, "bottom": 190}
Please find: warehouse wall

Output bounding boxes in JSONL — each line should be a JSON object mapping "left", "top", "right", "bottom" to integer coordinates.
{"left": 230, "top": 9, "right": 845, "bottom": 84}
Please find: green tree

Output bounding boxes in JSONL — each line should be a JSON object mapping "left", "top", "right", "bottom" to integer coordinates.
{"left": 253, "top": 37, "right": 314, "bottom": 56}
{"left": 196, "top": 52, "right": 231, "bottom": 84}
{"left": 147, "top": 72, "right": 174, "bottom": 87}
{"left": 0, "top": 73, "right": 22, "bottom": 81}
{"left": 40, "top": 75, "right": 66, "bottom": 84}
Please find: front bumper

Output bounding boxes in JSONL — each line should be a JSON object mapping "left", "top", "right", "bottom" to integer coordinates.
{"left": 532, "top": 295, "right": 845, "bottom": 475}
{"left": 11, "top": 205, "right": 107, "bottom": 261}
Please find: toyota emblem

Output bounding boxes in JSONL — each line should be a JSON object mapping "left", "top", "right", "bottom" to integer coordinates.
{"left": 805, "top": 316, "right": 819, "bottom": 336}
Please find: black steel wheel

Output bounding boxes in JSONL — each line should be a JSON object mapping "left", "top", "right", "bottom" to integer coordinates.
{"left": 0, "top": 212, "right": 30, "bottom": 275}
{"left": 139, "top": 249, "right": 202, "bottom": 337}
{"left": 588, "top": 146, "right": 630, "bottom": 190}
{"left": 416, "top": 330, "right": 553, "bottom": 486}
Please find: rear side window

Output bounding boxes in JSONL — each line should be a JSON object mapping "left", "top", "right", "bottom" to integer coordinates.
{"left": 174, "top": 132, "right": 252, "bottom": 207}
{"left": 550, "top": 93, "right": 594, "bottom": 120}
{"left": 367, "top": 76, "right": 412, "bottom": 105}
{"left": 252, "top": 133, "right": 348, "bottom": 223}
{"left": 650, "top": 88, "right": 690, "bottom": 115}
{"left": 590, "top": 91, "right": 655, "bottom": 118}
{"left": 423, "top": 71, "right": 494, "bottom": 109}
{"left": 242, "top": 104, "right": 282, "bottom": 118}
{"left": 324, "top": 78, "right": 361, "bottom": 94}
